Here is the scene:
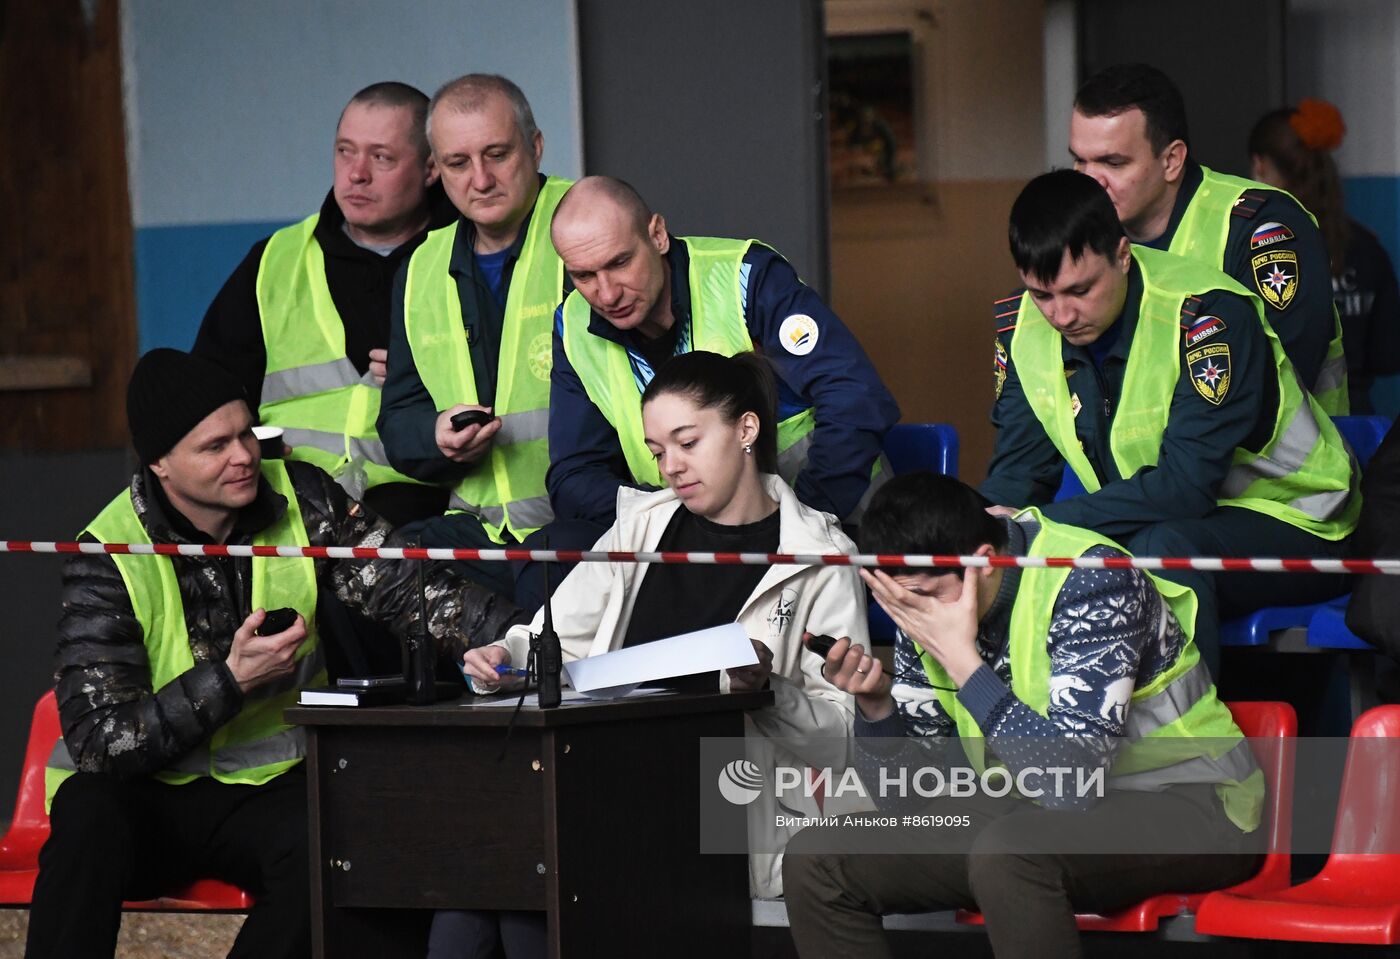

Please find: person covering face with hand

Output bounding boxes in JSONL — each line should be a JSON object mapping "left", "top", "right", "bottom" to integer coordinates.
{"left": 783, "top": 472, "right": 1265, "bottom": 959}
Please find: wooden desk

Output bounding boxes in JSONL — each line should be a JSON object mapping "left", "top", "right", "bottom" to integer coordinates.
{"left": 287, "top": 689, "right": 772, "bottom": 958}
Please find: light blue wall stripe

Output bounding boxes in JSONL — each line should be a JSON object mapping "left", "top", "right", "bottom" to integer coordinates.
{"left": 134, "top": 221, "right": 289, "bottom": 354}
{"left": 1345, "top": 176, "right": 1400, "bottom": 266}
{"left": 1343, "top": 176, "right": 1400, "bottom": 417}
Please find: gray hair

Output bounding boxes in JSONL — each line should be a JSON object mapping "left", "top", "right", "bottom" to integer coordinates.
{"left": 426, "top": 74, "right": 539, "bottom": 149}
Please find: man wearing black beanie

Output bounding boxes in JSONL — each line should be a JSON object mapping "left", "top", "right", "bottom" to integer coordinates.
{"left": 27, "top": 349, "right": 527, "bottom": 959}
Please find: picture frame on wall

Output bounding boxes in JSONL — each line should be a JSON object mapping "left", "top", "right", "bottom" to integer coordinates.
{"left": 827, "top": 30, "right": 919, "bottom": 191}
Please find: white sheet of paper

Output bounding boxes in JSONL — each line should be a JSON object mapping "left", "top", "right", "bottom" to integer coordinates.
{"left": 562, "top": 622, "right": 758, "bottom": 693}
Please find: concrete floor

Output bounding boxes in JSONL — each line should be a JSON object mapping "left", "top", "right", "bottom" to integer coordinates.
{"left": 0, "top": 910, "right": 243, "bottom": 958}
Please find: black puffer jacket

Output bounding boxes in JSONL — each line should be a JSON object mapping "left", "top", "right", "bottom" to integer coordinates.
{"left": 56, "top": 460, "right": 526, "bottom": 777}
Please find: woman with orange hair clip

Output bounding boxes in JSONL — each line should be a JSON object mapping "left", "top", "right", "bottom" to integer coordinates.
{"left": 1250, "top": 99, "right": 1400, "bottom": 413}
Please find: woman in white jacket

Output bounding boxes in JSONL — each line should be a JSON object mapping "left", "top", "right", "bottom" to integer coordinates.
{"left": 462, "top": 351, "right": 865, "bottom": 898}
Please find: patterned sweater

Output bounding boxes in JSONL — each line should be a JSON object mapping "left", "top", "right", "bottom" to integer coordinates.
{"left": 856, "top": 517, "right": 1188, "bottom": 809}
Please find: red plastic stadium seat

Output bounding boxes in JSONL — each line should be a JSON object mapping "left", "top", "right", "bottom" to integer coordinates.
{"left": 0, "top": 690, "right": 253, "bottom": 912}
{"left": 958, "top": 700, "right": 1296, "bottom": 933}
{"left": 1195, "top": 705, "right": 1400, "bottom": 944}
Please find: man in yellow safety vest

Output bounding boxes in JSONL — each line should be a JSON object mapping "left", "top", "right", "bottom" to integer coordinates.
{"left": 195, "top": 82, "right": 455, "bottom": 526}
{"left": 1069, "top": 63, "right": 1347, "bottom": 413}
{"left": 980, "top": 170, "right": 1358, "bottom": 676}
{"left": 378, "top": 74, "right": 576, "bottom": 608}
{"left": 27, "top": 349, "right": 523, "bottom": 959}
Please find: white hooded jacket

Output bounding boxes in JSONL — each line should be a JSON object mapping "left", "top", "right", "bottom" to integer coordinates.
{"left": 493, "top": 474, "right": 865, "bottom": 896}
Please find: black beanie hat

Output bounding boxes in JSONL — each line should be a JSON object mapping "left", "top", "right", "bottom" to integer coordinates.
{"left": 126, "top": 349, "right": 249, "bottom": 464}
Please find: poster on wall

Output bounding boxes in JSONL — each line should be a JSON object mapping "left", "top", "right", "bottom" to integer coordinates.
{"left": 827, "top": 31, "right": 919, "bottom": 190}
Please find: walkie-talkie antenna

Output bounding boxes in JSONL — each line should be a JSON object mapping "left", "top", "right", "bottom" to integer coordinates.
{"left": 536, "top": 543, "right": 562, "bottom": 709}
{"left": 405, "top": 537, "right": 436, "bottom": 705}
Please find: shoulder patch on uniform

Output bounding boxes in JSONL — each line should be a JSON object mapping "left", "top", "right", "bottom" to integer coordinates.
{"left": 1252, "top": 249, "right": 1299, "bottom": 310}
{"left": 1183, "top": 315, "right": 1225, "bottom": 347}
{"left": 1231, "top": 189, "right": 1270, "bottom": 219}
{"left": 779, "top": 314, "right": 819, "bottom": 355}
{"left": 1187, "top": 343, "right": 1231, "bottom": 405}
{"left": 1249, "top": 221, "right": 1295, "bottom": 250}
{"left": 994, "top": 340, "right": 1008, "bottom": 398}
{"left": 994, "top": 290, "right": 1023, "bottom": 331}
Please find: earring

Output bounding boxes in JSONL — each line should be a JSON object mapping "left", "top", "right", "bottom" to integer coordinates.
{"left": 743, "top": 443, "right": 753, "bottom": 455}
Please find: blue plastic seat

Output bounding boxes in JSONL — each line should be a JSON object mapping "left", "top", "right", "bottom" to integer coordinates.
{"left": 1216, "top": 415, "right": 1387, "bottom": 649}
{"left": 1044, "top": 416, "right": 1387, "bottom": 650}
{"left": 1307, "top": 601, "right": 1373, "bottom": 651}
{"left": 882, "top": 423, "right": 959, "bottom": 477}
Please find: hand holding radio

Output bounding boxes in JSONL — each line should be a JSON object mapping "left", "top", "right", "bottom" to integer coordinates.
{"left": 228, "top": 607, "right": 305, "bottom": 693}
{"left": 435, "top": 405, "right": 500, "bottom": 463}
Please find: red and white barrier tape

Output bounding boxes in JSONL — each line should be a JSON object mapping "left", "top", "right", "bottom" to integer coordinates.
{"left": 0, "top": 540, "right": 1395, "bottom": 574}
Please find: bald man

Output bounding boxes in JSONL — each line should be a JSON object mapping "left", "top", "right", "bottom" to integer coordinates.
{"left": 547, "top": 176, "right": 899, "bottom": 527}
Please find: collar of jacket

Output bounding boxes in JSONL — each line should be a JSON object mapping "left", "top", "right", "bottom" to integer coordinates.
{"left": 131, "top": 466, "right": 287, "bottom": 546}
{"left": 313, "top": 183, "right": 455, "bottom": 264}
{"left": 1141, "top": 159, "right": 1205, "bottom": 251}
{"left": 584, "top": 234, "right": 696, "bottom": 345}
{"left": 983, "top": 516, "right": 1031, "bottom": 621}
{"left": 1062, "top": 258, "right": 1146, "bottom": 367}
{"left": 613, "top": 473, "right": 851, "bottom": 595}
{"left": 445, "top": 172, "right": 551, "bottom": 282}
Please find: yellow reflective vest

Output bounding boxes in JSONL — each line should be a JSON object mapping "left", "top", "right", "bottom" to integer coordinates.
{"left": 559, "top": 236, "right": 818, "bottom": 487}
{"left": 256, "top": 213, "right": 430, "bottom": 498}
{"left": 1011, "top": 246, "right": 1358, "bottom": 541}
{"left": 1170, "top": 165, "right": 1349, "bottom": 414}
{"left": 45, "top": 460, "right": 325, "bottom": 809}
{"left": 401, "top": 177, "right": 571, "bottom": 542}
{"left": 919, "top": 509, "right": 1264, "bottom": 831}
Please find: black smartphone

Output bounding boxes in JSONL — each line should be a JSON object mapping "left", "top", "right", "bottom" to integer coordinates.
{"left": 806, "top": 634, "right": 839, "bottom": 658}
{"left": 450, "top": 409, "right": 492, "bottom": 431}
{"left": 255, "top": 607, "right": 298, "bottom": 637}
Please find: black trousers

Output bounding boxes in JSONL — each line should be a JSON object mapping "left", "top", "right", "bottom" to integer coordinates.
{"left": 1126, "top": 506, "right": 1351, "bottom": 679}
{"left": 25, "top": 767, "right": 311, "bottom": 959}
{"left": 782, "top": 785, "right": 1261, "bottom": 959}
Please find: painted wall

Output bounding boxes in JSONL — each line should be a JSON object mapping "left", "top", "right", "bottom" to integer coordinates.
{"left": 1288, "top": 0, "right": 1400, "bottom": 411}
{"left": 826, "top": 0, "right": 1046, "bottom": 481}
{"left": 123, "top": 0, "right": 584, "bottom": 353}
{"left": 1288, "top": 0, "right": 1400, "bottom": 260}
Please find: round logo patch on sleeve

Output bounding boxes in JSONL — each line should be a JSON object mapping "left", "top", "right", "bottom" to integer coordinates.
{"left": 778, "top": 314, "right": 820, "bottom": 355}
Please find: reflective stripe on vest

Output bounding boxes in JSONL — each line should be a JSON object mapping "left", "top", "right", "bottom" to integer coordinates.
{"left": 255, "top": 213, "right": 429, "bottom": 496}
{"left": 402, "top": 177, "right": 571, "bottom": 542}
{"left": 45, "top": 461, "right": 325, "bottom": 809}
{"left": 1171, "top": 165, "right": 1349, "bottom": 414}
{"left": 1011, "top": 246, "right": 1358, "bottom": 540}
{"left": 559, "top": 236, "right": 820, "bottom": 489}
{"left": 918, "top": 510, "right": 1264, "bottom": 832}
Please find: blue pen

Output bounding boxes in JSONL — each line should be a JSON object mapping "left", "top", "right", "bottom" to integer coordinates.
{"left": 495, "top": 664, "right": 530, "bottom": 677}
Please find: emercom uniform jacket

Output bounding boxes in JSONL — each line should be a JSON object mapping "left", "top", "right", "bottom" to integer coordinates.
{"left": 55, "top": 460, "right": 525, "bottom": 778}
{"left": 1143, "top": 161, "right": 1336, "bottom": 396}
{"left": 980, "top": 253, "right": 1350, "bottom": 541}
